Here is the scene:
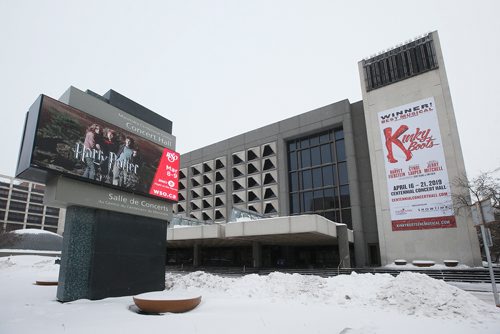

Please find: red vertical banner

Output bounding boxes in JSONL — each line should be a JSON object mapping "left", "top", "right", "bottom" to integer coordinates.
{"left": 149, "top": 148, "right": 180, "bottom": 201}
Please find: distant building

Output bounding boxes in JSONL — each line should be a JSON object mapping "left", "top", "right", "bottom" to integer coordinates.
{"left": 0, "top": 174, "right": 64, "bottom": 235}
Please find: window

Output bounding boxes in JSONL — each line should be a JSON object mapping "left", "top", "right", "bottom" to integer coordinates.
{"left": 300, "top": 149, "right": 311, "bottom": 168}
{"left": 45, "top": 217, "right": 59, "bottom": 226}
{"left": 45, "top": 207, "right": 60, "bottom": 216}
{"left": 320, "top": 144, "right": 332, "bottom": 164}
{"left": 31, "top": 184, "right": 45, "bottom": 194}
{"left": 287, "top": 128, "right": 352, "bottom": 228}
{"left": 44, "top": 227, "right": 58, "bottom": 233}
{"left": 0, "top": 180, "right": 10, "bottom": 188}
{"left": 0, "top": 188, "right": 9, "bottom": 198}
{"left": 27, "top": 215, "right": 42, "bottom": 224}
{"left": 8, "top": 201, "right": 26, "bottom": 212}
{"left": 6, "top": 223, "right": 24, "bottom": 232}
{"left": 312, "top": 168, "right": 322, "bottom": 188}
{"left": 29, "top": 205, "right": 44, "bottom": 214}
{"left": 322, "top": 166, "right": 334, "bottom": 186}
{"left": 30, "top": 194, "right": 43, "bottom": 204}
{"left": 311, "top": 146, "right": 321, "bottom": 166}
{"left": 10, "top": 191, "right": 27, "bottom": 201}
{"left": 289, "top": 172, "right": 298, "bottom": 192}
{"left": 7, "top": 211, "right": 25, "bottom": 223}
{"left": 13, "top": 184, "right": 29, "bottom": 192}
{"left": 0, "top": 199, "right": 8, "bottom": 209}
{"left": 301, "top": 170, "right": 312, "bottom": 190}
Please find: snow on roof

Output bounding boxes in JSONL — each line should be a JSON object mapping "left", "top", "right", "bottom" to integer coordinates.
{"left": 12, "top": 228, "right": 60, "bottom": 237}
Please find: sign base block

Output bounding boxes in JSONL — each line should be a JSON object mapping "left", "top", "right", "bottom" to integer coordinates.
{"left": 57, "top": 206, "right": 166, "bottom": 302}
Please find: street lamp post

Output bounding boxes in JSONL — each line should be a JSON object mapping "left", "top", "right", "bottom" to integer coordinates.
{"left": 476, "top": 201, "right": 500, "bottom": 307}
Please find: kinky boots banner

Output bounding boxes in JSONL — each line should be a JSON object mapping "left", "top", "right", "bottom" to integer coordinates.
{"left": 378, "top": 97, "right": 456, "bottom": 231}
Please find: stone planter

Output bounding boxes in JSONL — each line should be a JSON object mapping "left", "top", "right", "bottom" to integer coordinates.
{"left": 133, "top": 292, "right": 202, "bottom": 314}
{"left": 444, "top": 260, "right": 459, "bottom": 267}
{"left": 412, "top": 260, "right": 435, "bottom": 267}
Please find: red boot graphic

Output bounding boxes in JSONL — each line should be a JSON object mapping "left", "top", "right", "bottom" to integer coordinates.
{"left": 383, "top": 125, "right": 412, "bottom": 163}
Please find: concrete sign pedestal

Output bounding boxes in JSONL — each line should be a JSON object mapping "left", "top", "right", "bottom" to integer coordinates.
{"left": 57, "top": 206, "right": 166, "bottom": 302}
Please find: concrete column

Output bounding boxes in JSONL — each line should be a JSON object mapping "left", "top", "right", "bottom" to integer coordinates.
{"left": 337, "top": 225, "right": 351, "bottom": 268}
{"left": 283, "top": 246, "right": 295, "bottom": 267}
{"left": 193, "top": 243, "right": 201, "bottom": 267}
{"left": 252, "top": 241, "right": 262, "bottom": 268}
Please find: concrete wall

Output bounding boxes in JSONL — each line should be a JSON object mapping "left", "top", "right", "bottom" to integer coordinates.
{"left": 351, "top": 101, "right": 379, "bottom": 263}
{"left": 358, "top": 31, "right": 482, "bottom": 266}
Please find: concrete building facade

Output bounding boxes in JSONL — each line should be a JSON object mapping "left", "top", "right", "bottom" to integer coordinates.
{"left": 0, "top": 174, "right": 64, "bottom": 235}
{"left": 4, "top": 31, "right": 481, "bottom": 268}
{"left": 174, "top": 100, "right": 378, "bottom": 266}
{"left": 172, "top": 31, "right": 481, "bottom": 268}
{"left": 175, "top": 95, "right": 377, "bottom": 267}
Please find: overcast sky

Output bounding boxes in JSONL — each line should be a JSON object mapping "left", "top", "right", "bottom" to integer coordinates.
{"left": 1, "top": 0, "right": 499, "bottom": 178}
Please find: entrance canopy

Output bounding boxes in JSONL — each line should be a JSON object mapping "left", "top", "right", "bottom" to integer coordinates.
{"left": 167, "top": 214, "right": 354, "bottom": 248}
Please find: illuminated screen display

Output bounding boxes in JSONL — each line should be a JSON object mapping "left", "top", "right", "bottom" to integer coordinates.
{"left": 30, "top": 96, "right": 179, "bottom": 202}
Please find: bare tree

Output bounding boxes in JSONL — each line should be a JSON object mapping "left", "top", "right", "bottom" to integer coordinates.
{"left": 453, "top": 168, "right": 500, "bottom": 209}
{"left": 452, "top": 168, "right": 500, "bottom": 262}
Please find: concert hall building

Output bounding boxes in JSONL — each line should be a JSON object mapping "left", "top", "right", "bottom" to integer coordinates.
{"left": 3, "top": 31, "right": 481, "bottom": 269}
{"left": 168, "top": 31, "right": 482, "bottom": 268}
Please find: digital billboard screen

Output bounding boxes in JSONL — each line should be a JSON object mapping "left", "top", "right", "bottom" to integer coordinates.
{"left": 24, "top": 95, "right": 179, "bottom": 202}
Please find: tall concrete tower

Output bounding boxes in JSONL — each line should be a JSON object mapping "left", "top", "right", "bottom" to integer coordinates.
{"left": 358, "top": 31, "right": 482, "bottom": 266}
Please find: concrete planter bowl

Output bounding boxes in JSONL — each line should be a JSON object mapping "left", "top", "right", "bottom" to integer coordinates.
{"left": 35, "top": 280, "right": 58, "bottom": 286}
{"left": 394, "top": 259, "right": 407, "bottom": 266}
{"left": 412, "top": 260, "right": 435, "bottom": 268}
{"left": 443, "top": 260, "right": 459, "bottom": 267}
{"left": 133, "top": 292, "right": 202, "bottom": 314}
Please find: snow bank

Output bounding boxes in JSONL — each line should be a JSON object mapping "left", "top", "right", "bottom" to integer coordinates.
{"left": 376, "top": 272, "right": 493, "bottom": 320}
{"left": 1, "top": 256, "right": 499, "bottom": 334}
{"left": 165, "top": 270, "right": 499, "bottom": 321}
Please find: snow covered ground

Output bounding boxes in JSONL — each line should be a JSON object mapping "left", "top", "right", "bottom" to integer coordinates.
{"left": 1, "top": 255, "right": 499, "bottom": 334}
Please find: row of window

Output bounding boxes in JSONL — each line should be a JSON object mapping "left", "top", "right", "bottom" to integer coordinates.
{"left": 0, "top": 189, "right": 44, "bottom": 203}
{"left": 288, "top": 129, "right": 344, "bottom": 151}
{"left": 290, "top": 185, "right": 350, "bottom": 211}
{"left": 0, "top": 210, "right": 59, "bottom": 226}
{"left": 0, "top": 182, "right": 45, "bottom": 194}
{"left": 289, "top": 163, "right": 348, "bottom": 192}
{"left": 0, "top": 199, "right": 60, "bottom": 216}
{"left": 287, "top": 128, "right": 351, "bottom": 228}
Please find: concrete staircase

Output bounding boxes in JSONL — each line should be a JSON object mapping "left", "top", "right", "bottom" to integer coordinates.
{"left": 165, "top": 265, "right": 500, "bottom": 283}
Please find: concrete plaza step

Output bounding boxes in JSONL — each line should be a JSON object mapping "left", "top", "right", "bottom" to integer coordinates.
{"left": 165, "top": 265, "right": 500, "bottom": 284}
